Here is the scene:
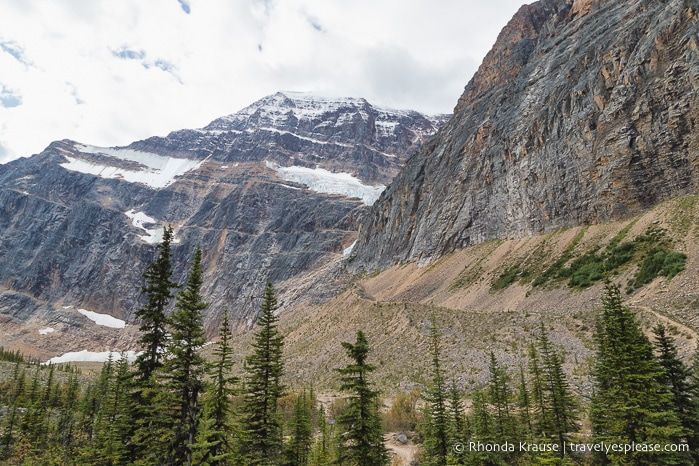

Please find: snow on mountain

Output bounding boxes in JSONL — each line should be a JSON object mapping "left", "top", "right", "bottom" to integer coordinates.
{"left": 59, "top": 145, "right": 204, "bottom": 189}
{"left": 77, "top": 308, "right": 127, "bottom": 329}
{"left": 39, "top": 327, "right": 55, "bottom": 335}
{"left": 125, "top": 209, "right": 164, "bottom": 244}
{"left": 266, "top": 161, "right": 385, "bottom": 206}
{"left": 206, "top": 91, "right": 446, "bottom": 141}
{"left": 343, "top": 241, "right": 357, "bottom": 256}
{"left": 44, "top": 350, "right": 141, "bottom": 365}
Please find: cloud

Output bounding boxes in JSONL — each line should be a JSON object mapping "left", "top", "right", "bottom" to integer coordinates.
{"left": 0, "top": 85, "right": 22, "bottom": 108}
{"left": 0, "top": 0, "right": 528, "bottom": 163}
{"left": 0, "top": 40, "right": 29, "bottom": 65}
{"left": 112, "top": 47, "right": 146, "bottom": 60}
{"left": 176, "top": 0, "right": 191, "bottom": 14}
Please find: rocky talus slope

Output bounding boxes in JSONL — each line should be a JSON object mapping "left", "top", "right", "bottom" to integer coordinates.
{"left": 246, "top": 195, "right": 699, "bottom": 393}
{"left": 351, "top": 0, "right": 699, "bottom": 271}
{"left": 0, "top": 92, "right": 447, "bottom": 360}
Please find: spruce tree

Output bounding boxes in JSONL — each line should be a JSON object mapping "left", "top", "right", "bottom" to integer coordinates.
{"left": 447, "top": 379, "right": 467, "bottom": 466}
{"left": 653, "top": 324, "right": 699, "bottom": 462}
{"left": 128, "top": 227, "right": 179, "bottom": 463}
{"left": 310, "top": 405, "right": 332, "bottom": 466}
{"left": 134, "top": 225, "right": 178, "bottom": 381}
{"left": 591, "top": 281, "right": 686, "bottom": 464}
{"left": 465, "top": 388, "right": 503, "bottom": 465}
{"left": 164, "top": 246, "right": 208, "bottom": 466}
{"left": 487, "top": 352, "right": 516, "bottom": 441}
{"left": 422, "top": 318, "right": 450, "bottom": 466}
{"left": 537, "top": 323, "right": 578, "bottom": 454}
{"left": 517, "top": 364, "right": 533, "bottom": 437}
{"left": 283, "top": 391, "right": 314, "bottom": 466}
{"left": 335, "top": 330, "right": 389, "bottom": 466}
{"left": 242, "top": 281, "right": 286, "bottom": 465}
{"left": 193, "top": 307, "right": 239, "bottom": 466}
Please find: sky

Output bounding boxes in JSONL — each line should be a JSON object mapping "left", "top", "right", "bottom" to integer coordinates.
{"left": 0, "top": 0, "right": 529, "bottom": 164}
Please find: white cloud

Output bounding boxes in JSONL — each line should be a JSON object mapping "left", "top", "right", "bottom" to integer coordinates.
{"left": 0, "top": 0, "right": 528, "bottom": 163}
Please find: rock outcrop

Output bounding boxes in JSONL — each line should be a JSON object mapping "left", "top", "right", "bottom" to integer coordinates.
{"left": 350, "top": 0, "right": 699, "bottom": 271}
{"left": 0, "top": 92, "right": 447, "bottom": 357}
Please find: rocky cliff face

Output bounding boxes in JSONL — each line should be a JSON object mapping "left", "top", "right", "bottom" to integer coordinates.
{"left": 0, "top": 92, "right": 447, "bottom": 358}
{"left": 350, "top": 0, "right": 699, "bottom": 270}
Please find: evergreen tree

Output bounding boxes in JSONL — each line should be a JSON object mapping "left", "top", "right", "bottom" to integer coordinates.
{"left": 527, "top": 344, "right": 548, "bottom": 438}
{"left": 128, "top": 227, "right": 179, "bottom": 463}
{"left": 537, "top": 323, "right": 578, "bottom": 454}
{"left": 164, "top": 246, "right": 209, "bottom": 466}
{"left": 57, "top": 373, "right": 81, "bottom": 464}
{"left": 242, "top": 281, "right": 286, "bottom": 465}
{"left": 310, "top": 405, "right": 332, "bottom": 466}
{"left": 465, "top": 388, "right": 504, "bottom": 466}
{"left": 422, "top": 318, "right": 450, "bottom": 466}
{"left": 335, "top": 331, "right": 388, "bottom": 466}
{"left": 487, "top": 352, "right": 516, "bottom": 442}
{"left": 284, "top": 391, "right": 314, "bottom": 466}
{"left": 134, "top": 225, "right": 178, "bottom": 381}
{"left": 447, "top": 379, "right": 467, "bottom": 465}
{"left": 653, "top": 324, "right": 699, "bottom": 462}
{"left": 517, "top": 364, "right": 533, "bottom": 437}
{"left": 193, "top": 307, "right": 239, "bottom": 466}
{"left": 591, "top": 281, "right": 687, "bottom": 465}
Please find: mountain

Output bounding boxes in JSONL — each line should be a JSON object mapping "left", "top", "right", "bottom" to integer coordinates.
{"left": 350, "top": 0, "right": 699, "bottom": 271}
{"left": 0, "top": 91, "right": 448, "bottom": 359}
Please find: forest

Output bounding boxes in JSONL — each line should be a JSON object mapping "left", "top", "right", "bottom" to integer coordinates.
{"left": 1, "top": 227, "right": 698, "bottom": 465}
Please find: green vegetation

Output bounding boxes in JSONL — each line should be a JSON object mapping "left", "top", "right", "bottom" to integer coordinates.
{"left": 531, "top": 226, "right": 588, "bottom": 288}
{"left": 335, "top": 331, "right": 388, "bottom": 466}
{"left": 0, "top": 347, "right": 27, "bottom": 364}
{"left": 493, "top": 222, "right": 687, "bottom": 292}
{"left": 590, "top": 282, "right": 692, "bottom": 465}
{"left": 2, "top": 229, "right": 698, "bottom": 465}
{"left": 492, "top": 266, "right": 523, "bottom": 290}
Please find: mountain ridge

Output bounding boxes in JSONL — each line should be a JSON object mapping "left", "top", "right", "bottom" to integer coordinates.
{"left": 0, "top": 93, "right": 447, "bottom": 360}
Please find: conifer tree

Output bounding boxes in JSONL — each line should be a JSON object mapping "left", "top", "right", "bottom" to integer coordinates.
{"left": 335, "top": 331, "right": 388, "bottom": 466}
{"left": 422, "top": 318, "right": 450, "bottom": 466}
{"left": 134, "top": 225, "right": 178, "bottom": 381}
{"left": 164, "top": 246, "right": 208, "bottom": 466}
{"left": 447, "top": 379, "right": 467, "bottom": 465}
{"left": 310, "top": 405, "right": 332, "bottom": 466}
{"left": 128, "top": 227, "right": 178, "bottom": 463}
{"left": 591, "top": 281, "right": 686, "bottom": 464}
{"left": 242, "top": 281, "right": 286, "bottom": 465}
{"left": 193, "top": 307, "right": 239, "bottom": 466}
{"left": 465, "top": 388, "right": 503, "bottom": 465}
{"left": 653, "top": 324, "right": 699, "bottom": 461}
{"left": 283, "top": 391, "right": 314, "bottom": 466}
{"left": 517, "top": 364, "right": 533, "bottom": 437}
{"left": 57, "top": 373, "right": 80, "bottom": 464}
{"left": 537, "top": 323, "right": 578, "bottom": 453}
{"left": 487, "top": 352, "right": 516, "bottom": 441}
{"left": 527, "top": 344, "right": 548, "bottom": 438}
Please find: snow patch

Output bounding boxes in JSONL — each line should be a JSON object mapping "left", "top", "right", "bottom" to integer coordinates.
{"left": 343, "top": 241, "right": 357, "bottom": 257}
{"left": 266, "top": 161, "right": 384, "bottom": 206}
{"left": 44, "top": 350, "right": 141, "bottom": 365}
{"left": 59, "top": 145, "right": 204, "bottom": 189}
{"left": 39, "top": 327, "right": 55, "bottom": 335}
{"left": 77, "top": 309, "right": 126, "bottom": 329}
{"left": 125, "top": 209, "right": 164, "bottom": 244}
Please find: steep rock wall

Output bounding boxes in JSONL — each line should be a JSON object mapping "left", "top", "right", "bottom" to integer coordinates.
{"left": 351, "top": 0, "right": 699, "bottom": 270}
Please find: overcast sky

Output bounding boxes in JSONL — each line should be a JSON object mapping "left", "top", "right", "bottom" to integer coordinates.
{"left": 0, "top": 0, "right": 529, "bottom": 163}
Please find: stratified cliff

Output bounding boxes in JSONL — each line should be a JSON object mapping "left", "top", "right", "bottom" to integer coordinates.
{"left": 350, "top": 0, "right": 699, "bottom": 270}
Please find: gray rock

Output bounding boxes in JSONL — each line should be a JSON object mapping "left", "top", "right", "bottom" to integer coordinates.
{"left": 350, "top": 0, "right": 699, "bottom": 271}
{"left": 0, "top": 93, "right": 446, "bottom": 353}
